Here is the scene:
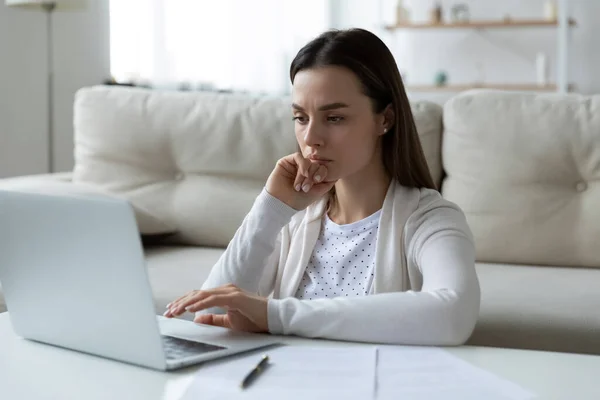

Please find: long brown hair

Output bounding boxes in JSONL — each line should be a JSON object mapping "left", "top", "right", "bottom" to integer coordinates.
{"left": 290, "top": 28, "right": 436, "bottom": 190}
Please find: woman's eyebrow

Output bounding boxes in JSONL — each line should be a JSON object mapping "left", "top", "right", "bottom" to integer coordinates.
{"left": 292, "top": 102, "right": 350, "bottom": 112}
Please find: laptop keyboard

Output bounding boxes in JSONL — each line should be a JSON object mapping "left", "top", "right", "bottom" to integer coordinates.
{"left": 161, "top": 335, "right": 227, "bottom": 360}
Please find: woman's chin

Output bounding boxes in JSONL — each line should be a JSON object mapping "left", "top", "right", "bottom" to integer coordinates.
{"left": 324, "top": 175, "right": 340, "bottom": 183}
{"left": 322, "top": 173, "right": 340, "bottom": 183}
{"left": 323, "top": 169, "right": 348, "bottom": 183}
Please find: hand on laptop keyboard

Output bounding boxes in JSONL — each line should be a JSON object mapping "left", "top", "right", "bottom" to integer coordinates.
{"left": 164, "top": 284, "right": 269, "bottom": 333}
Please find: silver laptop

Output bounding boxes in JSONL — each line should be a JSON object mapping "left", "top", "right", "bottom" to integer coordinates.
{"left": 0, "top": 189, "right": 279, "bottom": 371}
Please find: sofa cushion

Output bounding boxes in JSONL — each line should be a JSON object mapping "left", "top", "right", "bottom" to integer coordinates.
{"left": 145, "top": 245, "right": 224, "bottom": 320}
{"left": 0, "top": 174, "right": 175, "bottom": 235}
{"left": 411, "top": 101, "right": 444, "bottom": 188}
{"left": 468, "top": 262, "right": 600, "bottom": 355}
{"left": 73, "top": 86, "right": 443, "bottom": 247}
{"left": 442, "top": 90, "right": 600, "bottom": 268}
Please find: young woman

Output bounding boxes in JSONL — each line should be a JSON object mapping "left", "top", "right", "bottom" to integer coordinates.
{"left": 164, "top": 28, "right": 480, "bottom": 346}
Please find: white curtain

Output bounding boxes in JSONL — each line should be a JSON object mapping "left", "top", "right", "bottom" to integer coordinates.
{"left": 109, "top": 0, "right": 331, "bottom": 95}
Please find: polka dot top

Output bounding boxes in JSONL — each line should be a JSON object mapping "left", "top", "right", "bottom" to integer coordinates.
{"left": 294, "top": 209, "right": 381, "bottom": 300}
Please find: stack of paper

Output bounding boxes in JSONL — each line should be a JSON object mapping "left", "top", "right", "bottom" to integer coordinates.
{"left": 180, "top": 345, "right": 536, "bottom": 400}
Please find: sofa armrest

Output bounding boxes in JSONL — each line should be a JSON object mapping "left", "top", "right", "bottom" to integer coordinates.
{"left": 0, "top": 172, "right": 73, "bottom": 186}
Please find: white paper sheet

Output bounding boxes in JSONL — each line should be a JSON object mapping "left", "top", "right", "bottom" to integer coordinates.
{"left": 180, "top": 345, "right": 377, "bottom": 400}
{"left": 376, "top": 346, "right": 537, "bottom": 400}
{"left": 180, "top": 345, "right": 536, "bottom": 400}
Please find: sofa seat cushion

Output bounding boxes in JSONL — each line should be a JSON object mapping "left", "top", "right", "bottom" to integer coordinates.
{"left": 469, "top": 262, "right": 600, "bottom": 355}
{"left": 145, "top": 245, "right": 224, "bottom": 320}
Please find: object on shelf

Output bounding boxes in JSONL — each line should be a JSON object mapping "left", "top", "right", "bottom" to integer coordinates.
{"left": 430, "top": 2, "right": 443, "bottom": 24}
{"left": 544, "top": 1, "right": 558, "bottom": 21}
{"left": 503, "top": 14, "right": 512, "bottom": 22}
{"left": 451, "top": 4, "right": 470, "bottom": 23}
{"left": 395, "top": 0, "right": 410, "bottom": 24}
{"left": 434, "top": 71, "right": 448, "bottom": 87}
{"left": 536, "top": 52, "right": 549, "bottom": 86}
{"left": 178, "top": 82, "right": 193, "bottom": 91}
{"left": 384, "top": 18, "right": 577, "bottom": 30}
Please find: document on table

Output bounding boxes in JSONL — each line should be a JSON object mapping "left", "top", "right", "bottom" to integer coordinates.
{"left": 376, "top": 346, "right": 536, "bottom": 400}
{"left": 179, "top": 345, "right": 377, "bottom": 400}
{"left": 179, "top": 345, "right": 536, "bottom": 400}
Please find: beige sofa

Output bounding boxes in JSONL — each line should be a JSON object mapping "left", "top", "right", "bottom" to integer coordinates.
{"left": 1, "top": 86, "right": 598, "bottom": 355}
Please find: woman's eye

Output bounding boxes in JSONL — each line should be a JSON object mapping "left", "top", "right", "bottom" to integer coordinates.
{"left": 327, "top": 116, "right": 344, "bottom": 123}
{"left": 293, "top": 116, "right": 308, "bottom": 124}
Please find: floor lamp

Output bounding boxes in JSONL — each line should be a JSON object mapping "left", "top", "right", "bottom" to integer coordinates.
{"left": 6, "top": 0, "right": 59, "bottom": 173}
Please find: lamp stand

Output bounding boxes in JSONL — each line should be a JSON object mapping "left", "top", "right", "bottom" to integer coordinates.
{"left": 42, "top": 1, "right": 56, "bottom": 173}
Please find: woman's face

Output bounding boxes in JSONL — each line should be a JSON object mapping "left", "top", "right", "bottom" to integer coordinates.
{"left": 291, "top": 66, "right": 388, "bottom": 183}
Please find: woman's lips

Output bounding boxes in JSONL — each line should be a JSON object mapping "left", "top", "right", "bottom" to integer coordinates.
{"left": 308, "top": 155, "right": 332, "bottom": 165}
{"left": 310, "top": 159, "right": 332, "bottom": 165}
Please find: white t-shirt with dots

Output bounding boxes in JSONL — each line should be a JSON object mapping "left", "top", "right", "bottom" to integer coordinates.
{"left": 295, "top": 209, "right": 381, "bottom": 300}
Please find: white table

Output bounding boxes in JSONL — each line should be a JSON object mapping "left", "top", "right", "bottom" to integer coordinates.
{"left": 1, "top": 312, "right": 599, "bottom": 400}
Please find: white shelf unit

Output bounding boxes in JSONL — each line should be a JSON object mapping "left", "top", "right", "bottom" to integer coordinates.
{"left": 382, "top": 0, "right": 576, "bottom": 94}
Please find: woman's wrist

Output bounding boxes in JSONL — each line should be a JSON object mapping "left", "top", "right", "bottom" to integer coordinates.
{"left": 267, "top": 298, "right": 284, "bottom": 335}
{"left": 258, "top": 188, "right": 299, "bottom": 218}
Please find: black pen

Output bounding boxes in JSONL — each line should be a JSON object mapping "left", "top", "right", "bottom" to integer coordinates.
{"left": 240, "top": 354, "right": 270, "bottom": 389}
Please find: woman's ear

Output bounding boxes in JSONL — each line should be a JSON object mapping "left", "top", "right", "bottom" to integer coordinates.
{"left": 380, "top": 104, "right": 395, "bottom": 135}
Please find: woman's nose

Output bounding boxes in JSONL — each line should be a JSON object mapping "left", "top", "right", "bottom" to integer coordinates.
{"left": 304, "top": 122, "right": 324, "bottom": 147}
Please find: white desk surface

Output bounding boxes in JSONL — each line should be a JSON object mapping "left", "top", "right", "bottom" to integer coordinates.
{"left": 1, "top": 312, "right": 599, "bottom": 400}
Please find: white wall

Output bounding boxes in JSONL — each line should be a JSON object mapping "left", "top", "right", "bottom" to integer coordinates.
{"left": 0, "top": 0, "right": 109, "bottom": 178}
{"left": 332, "top": 0, "right": 600, "bottom": 104}
{"left": 0, "top": 6, "right": 48, "bottom": 178}
{"left": 53, "top": 0, "right": 110, "bottom": 172}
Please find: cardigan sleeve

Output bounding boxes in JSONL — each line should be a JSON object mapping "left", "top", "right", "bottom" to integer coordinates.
{"left": 201, "top": 189, "right": 296, "bottom": 297}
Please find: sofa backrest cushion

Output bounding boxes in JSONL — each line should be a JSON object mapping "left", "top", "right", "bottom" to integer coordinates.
{"left": 442, "top": 90, "right": 600, "bottom": 268}
{"left": 0, "top": 176, "right": 176, "bottom": 235}
{"left": 73, "top": 86, "right": 443, "bottom": 247}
